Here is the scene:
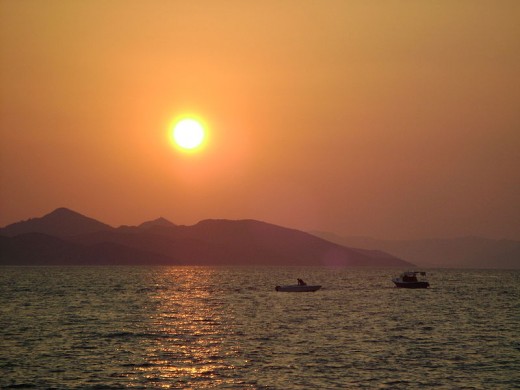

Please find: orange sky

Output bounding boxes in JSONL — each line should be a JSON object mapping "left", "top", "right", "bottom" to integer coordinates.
{"left": 1, "top": 1, "right": 519, "bottom": 240}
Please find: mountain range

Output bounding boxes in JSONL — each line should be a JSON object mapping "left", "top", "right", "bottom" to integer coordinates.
{"left": 312, "top": 232, "right": 520, "bottom": 269}
{"left": 0, "top": 208, "right": 411, "bottom": 267}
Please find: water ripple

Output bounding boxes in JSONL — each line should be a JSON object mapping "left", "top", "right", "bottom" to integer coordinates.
{"left": 0, "top": 267, "right": 519, "bottom": 388}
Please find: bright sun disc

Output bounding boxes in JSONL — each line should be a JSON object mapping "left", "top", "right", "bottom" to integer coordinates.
{"left": 172, "top": 118, "right": 205, "bottom": 150}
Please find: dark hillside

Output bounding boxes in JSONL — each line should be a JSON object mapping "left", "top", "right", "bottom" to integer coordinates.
{"left": 70, "top": 219, "right": 412, "bottom": 266}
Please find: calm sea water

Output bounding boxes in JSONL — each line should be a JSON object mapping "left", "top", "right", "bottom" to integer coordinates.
{"left": 1, "top": 267, "right": 519, "bottom": 389}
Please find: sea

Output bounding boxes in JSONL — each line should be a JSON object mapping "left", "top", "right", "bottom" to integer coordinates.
{"left": 1, "top": 267, "right": 518, "bottom": 389}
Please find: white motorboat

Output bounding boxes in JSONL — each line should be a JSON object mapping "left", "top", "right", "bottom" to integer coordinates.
{"left": 392, "top": 271, "right": 429, "bottom": 289}
{"left": 275, "top": 279, "right": 321, "bottom": 292}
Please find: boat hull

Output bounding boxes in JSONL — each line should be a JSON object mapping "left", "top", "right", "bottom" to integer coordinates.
{"left": 392, "top": 280, "right": 429, "bottom": 289}
{"left": 275, "top": 285, "right": 321, "bottom": 292}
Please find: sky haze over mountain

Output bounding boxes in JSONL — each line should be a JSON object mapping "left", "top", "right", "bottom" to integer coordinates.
{"left": 1, "top": 1, "right": 519, "bottom": 241}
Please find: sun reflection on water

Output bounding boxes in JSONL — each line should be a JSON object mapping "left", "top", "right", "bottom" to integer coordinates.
{"left": 128, "top": 268, "right": 241, "bottom": 388}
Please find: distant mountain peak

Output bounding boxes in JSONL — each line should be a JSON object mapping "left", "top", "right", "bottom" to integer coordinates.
{"left": 0, "top": 207, "right": 112, "bottom": 238}
{"left": 46, "top": 207, "right": 85, "bottom": 218}
{"left": 138, "top": 217, "right": 176, "bottom": 229}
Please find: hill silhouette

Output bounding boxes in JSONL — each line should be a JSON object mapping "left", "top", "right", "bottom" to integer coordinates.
{"left": 0, "top": 208, "right": 412, "bottom": 267}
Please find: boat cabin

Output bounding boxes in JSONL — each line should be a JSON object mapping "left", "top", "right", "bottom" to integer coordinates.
{"left": 402, "top": 272, "right": 419, "bottom": 282}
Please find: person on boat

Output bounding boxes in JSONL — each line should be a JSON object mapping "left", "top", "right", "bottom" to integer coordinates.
{"left": 297, "top": 278, "right": 307, "bottom": 286}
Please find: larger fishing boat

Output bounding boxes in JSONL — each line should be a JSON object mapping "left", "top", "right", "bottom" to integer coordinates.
{"left": 392, "top": 271, "right": 430, "bottom": 289}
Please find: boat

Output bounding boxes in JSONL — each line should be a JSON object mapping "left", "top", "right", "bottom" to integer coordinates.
{"left": 275, "top": 278, "right": 321, "bottom": 292}
{"left": 392, "top": 271, "right": 429, "bottom": 289}
{"left": 275, "top": 284, "right": 322, "bottom": 292}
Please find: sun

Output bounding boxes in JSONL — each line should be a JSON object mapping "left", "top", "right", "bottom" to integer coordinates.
{"left": 171, "top": 118, "right": 206, "bottom": 151}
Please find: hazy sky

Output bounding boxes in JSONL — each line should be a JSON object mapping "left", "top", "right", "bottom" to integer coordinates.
{"left": 1, "top": 1, "right": 519, "bottom": 240}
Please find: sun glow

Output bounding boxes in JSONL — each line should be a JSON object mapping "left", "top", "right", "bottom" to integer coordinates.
{"left": 171, "top": 118, "right": 206, "bottom": 151}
